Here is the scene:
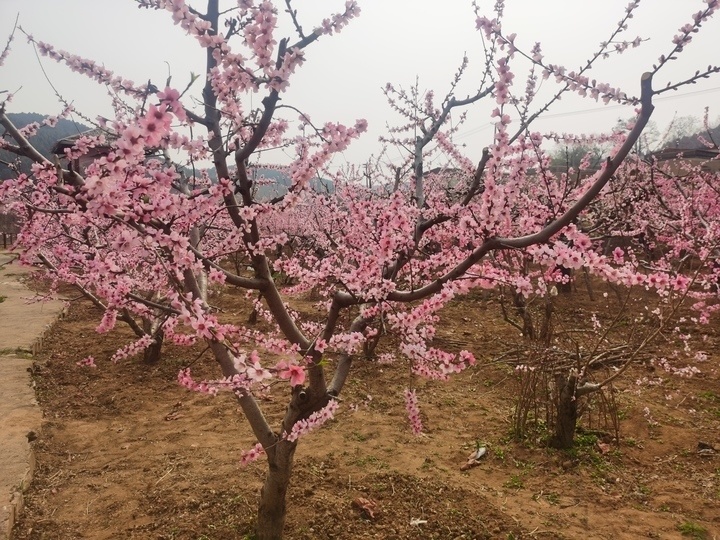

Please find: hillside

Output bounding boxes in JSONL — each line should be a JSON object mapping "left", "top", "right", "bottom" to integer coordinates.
{"left": 0, "top": 114, "right": 333, "bottom": 196}
{"left": 250, "top": 166, "right": 334, "bottom": 200}
{"left": 0, "top": 112, "right": 90, "bottom": 180}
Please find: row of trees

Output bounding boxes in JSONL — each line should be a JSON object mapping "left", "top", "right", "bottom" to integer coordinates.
{"left": 1, "top": 1, "right": 719, "bottom": 538}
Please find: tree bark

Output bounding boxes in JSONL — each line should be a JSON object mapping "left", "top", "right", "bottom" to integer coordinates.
{"left": 253, "top": 383, "right": 330, "bottom": 539}
{"left": 141, "top": 315, "right": 164, "bottom": 364}
{"left": 551, "top": 371, "right": 579, "bottom": 449}
{"left": 512, "top": 292, "right": 535, "bottom": 340}
{"left": 539, "top": 297, "right": 554, "bottom": 347}
{"left": 557, "top": 265, "right": 573, "bottom": 294}
{"left": 255, "top": 438, "right": 297, "bottom": 539}
{"left": 142, "top": 329, "right": 164, "bottom": 364}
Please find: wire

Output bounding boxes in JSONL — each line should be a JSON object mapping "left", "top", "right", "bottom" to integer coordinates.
{"left": 455, "top": 85, "right": 720, "bottom": 141}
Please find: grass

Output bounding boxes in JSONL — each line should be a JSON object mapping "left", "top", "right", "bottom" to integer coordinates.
{"left": 504, "top": 474, "right": 525, "bottom": 490}
{"left": 574, "top": 431, "right": 599, "bottom": 448}
{"left": 0, "top": 347, "right": 33, "bottom": 357}
{"left": 545, "top": 492, "right": 560, "bottom": 505}
{"left": 697, "top": 391, "right": 719, "bottom": 402}
{"left": 697, "top": 392, "right": 720, "bottom": 418}
{"left": 0, "top": 295, "right": 6, "bottom": 303}
{"left": 533, "top": 491, "right": 560, "bottom": 505}
{"left": 677, "top": 520, "right": 708, "bottom": 539}
{"left": 513, "top": 458, "right": 535, "bottom": 471}
{"left": 351, "top": 455, "right": 389, "bottom": 470}
{"left": 346, "top": 430, "right": 371, "bottom": 442}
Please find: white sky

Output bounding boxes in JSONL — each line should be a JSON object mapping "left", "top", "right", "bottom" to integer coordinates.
{"left": 1, "top": 0, "right": 719, "bottom": 167}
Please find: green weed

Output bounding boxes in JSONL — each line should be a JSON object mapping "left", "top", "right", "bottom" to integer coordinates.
{"left": 677, "top": 521, "right": 708, "bottom": 539}
{"left": 504, "top": 475, "right": 524, "bottom": 490}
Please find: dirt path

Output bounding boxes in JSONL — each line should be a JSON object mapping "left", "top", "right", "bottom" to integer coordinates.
{"left": 0, "top": 253, "right": 65, "bottom": 540}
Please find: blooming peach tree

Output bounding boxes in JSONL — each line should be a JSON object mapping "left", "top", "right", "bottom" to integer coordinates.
{"left": 1, "top": 0, "right": 719, "bottom": 537}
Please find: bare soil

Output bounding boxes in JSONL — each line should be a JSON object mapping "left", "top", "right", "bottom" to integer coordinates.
{"left": 11, "top": 280, "right": 720, "bottom": 540}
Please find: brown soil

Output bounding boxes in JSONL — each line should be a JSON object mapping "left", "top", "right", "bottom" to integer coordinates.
{"left": 11, "top": 281, "right": 720, "bottom": 540}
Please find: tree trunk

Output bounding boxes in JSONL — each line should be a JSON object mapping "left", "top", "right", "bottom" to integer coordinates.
{"left": 142, "top": 329, "right": 164, "bottom": 364}
{"left": 255, "top": 438, "right": 297, "bottom": 540}
{"left": 582, "top": 267, "right": 595, "bottom": 301}
{"left": 254, "top": 387, "right": 329, "bottom": 539}
{"left": 538, "top": 296, "right": 554, "bottom": 346}
{"left": 557, "top": 265, "right": 573, "bottom": 294}
{"left": 551, "top": 371, "right": 579, "bottom": 449}
{"left": 248, "top": 292, "right": 263, "bottom": 324}
{"left": 140, "top": 314, "right": 164, "bottom": 364}
{"left": 513, "top": 292, "right": 535, "bottom": 340}
{"left": 363, "top": 328, "right": 381, "bottom": 360}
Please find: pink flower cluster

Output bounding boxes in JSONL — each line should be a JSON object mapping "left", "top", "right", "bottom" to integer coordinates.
{"left": 315, "top": 1, "right": 361, "bottom": 36}
{"left": 240, "top": 442, "right": 265, "bottom": 466}
{"left": 33, "top": 39, "right": 147, "bottom": 96}
{"left": 403, "top": 388, "right": 423, "bottom": 436}
{"left": 244, "top": 1, "right": 278, "bottom": 70}
{"left": 76, "top": 356, "right": 97, "bottom": 368}
{"left": 177, "top": 368, "right": 253, "bottom": 396}
{"left": 274, "top": 360, "right": 306, "bottom": 387}
{"left": 654, "top": 357, "right": 701, "bottom": 378}
{"left": 110, "top": 335, "right": 155, "bottom": 363}
{"left": 233, "top": 350, "right": 272, "bottom": 384}
{"left": 285, "top": 399, "right": 339, "bottom": 442}
{"left": 0, "top": 29, "right": 13, "bottom": 68}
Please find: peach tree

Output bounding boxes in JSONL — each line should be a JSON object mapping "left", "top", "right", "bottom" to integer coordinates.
{"left": 1, "top": 0, "right": 719, "bottom": 537}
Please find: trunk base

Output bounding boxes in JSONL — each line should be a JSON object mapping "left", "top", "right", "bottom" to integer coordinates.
{"left": 550, "top": 372, "right": 579, "bottom": 449}
{"left": 255, "top": 439, "right": 297, "bottom": 540}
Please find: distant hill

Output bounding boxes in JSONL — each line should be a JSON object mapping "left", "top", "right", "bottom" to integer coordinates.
{"left": 0, "top": 112, "right": 90, "bottom": 180}
{"left": 0, "top": 114, "right": 333, "bottom": 197}
{"left": 250, "top": 167, "right": 334, "bottom": 200}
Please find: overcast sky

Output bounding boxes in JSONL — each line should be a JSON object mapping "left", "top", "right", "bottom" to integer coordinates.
{"left": 2, "top": 0, "right": 719, "bottom": 167}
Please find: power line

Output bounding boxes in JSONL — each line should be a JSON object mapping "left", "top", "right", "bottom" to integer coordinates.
{"left": 347, "top": 84, "right": 720, "bottom": 169}
{"left": 454, "top": 85, "right": 720, "bottom": 141}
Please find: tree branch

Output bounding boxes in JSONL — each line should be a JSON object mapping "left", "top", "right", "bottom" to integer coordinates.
{"left": 388, "top": 72, "right": 655, "bottom": 303}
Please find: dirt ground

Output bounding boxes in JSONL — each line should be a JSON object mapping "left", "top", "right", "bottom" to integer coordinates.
{"left": 10, "top": 278, "right": 720, "bottom": 540}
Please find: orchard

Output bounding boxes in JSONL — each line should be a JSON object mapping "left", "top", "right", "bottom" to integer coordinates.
{"left": 1, "top": 1, "right": 720, "bottom": 538}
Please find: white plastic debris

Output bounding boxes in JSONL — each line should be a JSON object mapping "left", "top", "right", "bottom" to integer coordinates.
{"left": 461, "top": 446, "right": 488, "bottom": 470}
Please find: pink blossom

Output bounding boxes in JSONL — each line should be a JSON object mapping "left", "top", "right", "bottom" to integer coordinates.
{"left": 157, "top": 86, "right": 186, "bottom": 121}
{"left": 314, "top": 339, "right": 328, "bottom": 354}
{"left": 285, "top": 399, "right": 339, "bottom": 442}
{"left": 76, "top": 356, "right": 97, "bottom": 368}
{"left": 138, "top": 104, "right": 172, "bottom": 146}
{"left": 671, "top": 274, "right": 690, "bottom": 291}
{"left": 404, "top": 388, "right": 423, "bottom": 435}
{"left": 240, "top": 442, "right": 265, "bottom": 466}
{"left": 276, "top": 361, "right": 306, "bottom": 386}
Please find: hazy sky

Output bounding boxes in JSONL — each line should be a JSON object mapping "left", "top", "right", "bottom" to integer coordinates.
{"left": 2, "top": 0, "right": 719, "bottom": 167}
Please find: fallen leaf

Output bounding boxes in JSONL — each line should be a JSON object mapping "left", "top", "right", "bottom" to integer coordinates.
{"left": 596, "top": 442, "right": 611, "bottom": 454}
{"left": 353, "top": 497, "right": 379, "bottom": 519}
